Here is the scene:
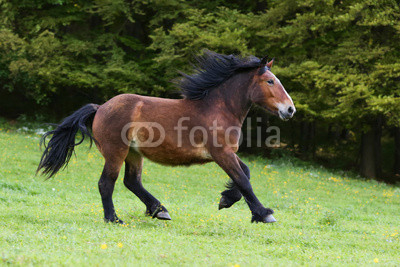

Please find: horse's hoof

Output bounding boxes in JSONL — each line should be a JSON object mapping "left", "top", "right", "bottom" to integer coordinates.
{"left": 149, "top": 205, "right": 171, "bottom": 220}
{"left": 155, "top": 211, "right": 171, "bottom": 220}
{"left": 218, "top": 196, "right": 229, "bottom": 210}
{"left": 251, "top": 211, "right": 276, "bottom": 223}
{"left": 263, "top": 214, "right": 277, "bottom": 223}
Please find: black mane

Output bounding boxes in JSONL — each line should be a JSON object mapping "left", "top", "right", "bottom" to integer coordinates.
{"left": 178, "top": 50, "right": 265, "bottom": 100}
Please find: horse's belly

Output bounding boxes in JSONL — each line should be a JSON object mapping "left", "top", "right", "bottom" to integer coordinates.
{"left": 134, "top": 144, "right": 213, "bottom": 166}
{"left": 128, "top": 121, "right": 214, "bottom": 165}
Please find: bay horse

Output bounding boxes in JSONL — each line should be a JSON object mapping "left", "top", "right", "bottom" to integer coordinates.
{"left": 37, "top": 51, "right": 295, "bottom": 224}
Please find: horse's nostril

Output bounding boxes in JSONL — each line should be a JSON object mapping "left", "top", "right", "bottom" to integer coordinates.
{"left": 288, "top": 106, "right": 294, "bottom": 115}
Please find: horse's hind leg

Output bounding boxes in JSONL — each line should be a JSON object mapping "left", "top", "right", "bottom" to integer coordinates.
{"left": 219, "top": 159, "right": 249, "bottom": 209}
{"left": 124, "top": 152, "right": 171, "bottom": 220}
{"left": 99, "top": 160, "right": 125, "bottom": 224}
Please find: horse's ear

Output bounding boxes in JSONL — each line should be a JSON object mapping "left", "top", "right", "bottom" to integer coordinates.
{"left": 266, "top": 58, "right": 274, "bottom": 68}
{"left": 260, "top": 55, "right": 269, "bottom": 66}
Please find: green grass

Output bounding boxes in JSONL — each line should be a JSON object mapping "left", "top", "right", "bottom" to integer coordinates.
{"left": 0, "top": 129, "right": 399, "bottom": 266}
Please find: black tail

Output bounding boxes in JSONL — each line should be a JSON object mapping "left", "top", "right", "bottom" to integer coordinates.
{"left": 37, "top": 104, "right": 100, "bottom": 178}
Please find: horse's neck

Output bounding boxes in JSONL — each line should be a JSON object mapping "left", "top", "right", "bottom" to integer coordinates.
{"left": 207, "top": 72, "right": 253, "bottom": 125}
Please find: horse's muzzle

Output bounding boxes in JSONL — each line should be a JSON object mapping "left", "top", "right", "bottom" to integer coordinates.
{"left": 278, "top": 105, "right": 296, "bottom": 121}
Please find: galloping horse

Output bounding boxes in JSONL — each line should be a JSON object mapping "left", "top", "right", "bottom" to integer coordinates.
{"left": 37, "top": 51, "right": 295, "bottom": 224}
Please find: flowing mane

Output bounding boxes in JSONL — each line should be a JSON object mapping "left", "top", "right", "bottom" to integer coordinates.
{"left": 178, "top": 50, "right": 265, "bottom": 100}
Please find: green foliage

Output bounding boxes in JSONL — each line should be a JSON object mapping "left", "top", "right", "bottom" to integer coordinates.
{"left": 1, "top": 0, "right": 398, "bottom": 121}
{"left": 0, "top": 0, "right": 152, "bottom": 106}
{"left": 149, "top": 7, "right": 258, "bottom": 88}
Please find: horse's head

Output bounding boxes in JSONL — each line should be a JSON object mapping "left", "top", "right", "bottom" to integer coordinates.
{"left": 251, "top": 57, "right": 295, "bottom": 120}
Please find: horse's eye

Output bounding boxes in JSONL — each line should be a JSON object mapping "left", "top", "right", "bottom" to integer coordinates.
{"left": 267, "top": 79, "right": 274, "bottom": 85}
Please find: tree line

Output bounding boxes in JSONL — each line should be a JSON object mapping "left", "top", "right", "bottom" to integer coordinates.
{"left": 0, "top": 0, "right": 399, "bottom": 181}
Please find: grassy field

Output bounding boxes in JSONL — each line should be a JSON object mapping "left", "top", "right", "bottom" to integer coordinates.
{"left": 0, "top": 129, "right": 399, "bottom": 266}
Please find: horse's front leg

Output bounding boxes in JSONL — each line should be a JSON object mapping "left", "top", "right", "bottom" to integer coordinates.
{"left": 219, "top": 158, "right": 249, "bottom": 209}
{"left": 213, "top": 149, "right": 276, "bottom": 223}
